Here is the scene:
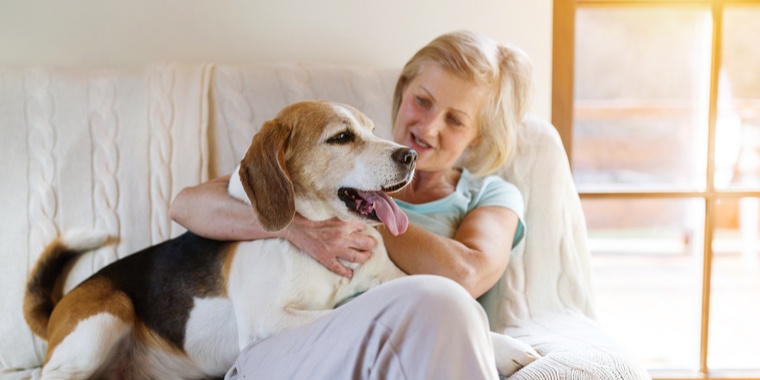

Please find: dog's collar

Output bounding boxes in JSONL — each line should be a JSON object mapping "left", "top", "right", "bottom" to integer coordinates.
{"left": 334, "top": 291, "right": 367, "bottom": 308}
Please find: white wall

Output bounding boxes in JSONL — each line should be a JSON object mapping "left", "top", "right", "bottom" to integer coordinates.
{"left": 0, "top": 0, "right": 552, "bottom": 120}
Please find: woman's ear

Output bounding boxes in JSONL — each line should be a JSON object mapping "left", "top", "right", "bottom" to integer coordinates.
{"left": 239, "top": 120, "right": 295, "bottom": 232}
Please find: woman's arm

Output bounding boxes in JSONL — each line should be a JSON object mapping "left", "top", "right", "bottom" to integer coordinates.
{"left": 169, "top": 175, "right": 272, "bottom": 241}
{"left": 169, "top": 175, "right": 377, "bottom": 278}
{"left": 378, "top": 206, "right": 519, "bottom": 298}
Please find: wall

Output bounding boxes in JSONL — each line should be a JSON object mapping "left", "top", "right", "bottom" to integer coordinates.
{"left": 0, "top": 0, "right": 552, "bottom": 120}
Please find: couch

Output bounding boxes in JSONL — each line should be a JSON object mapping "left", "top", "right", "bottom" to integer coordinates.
{"left": 0, "top": 63, "right": 651, "bottom": 379}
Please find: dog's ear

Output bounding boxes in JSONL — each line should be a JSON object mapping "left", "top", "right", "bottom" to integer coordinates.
{"left": 239, "top": 120, "right": 295, "bottom": 232}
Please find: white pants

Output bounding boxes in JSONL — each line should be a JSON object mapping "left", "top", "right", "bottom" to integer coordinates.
{"left": 225, "top": 275, "right": 499, "bottom": 380}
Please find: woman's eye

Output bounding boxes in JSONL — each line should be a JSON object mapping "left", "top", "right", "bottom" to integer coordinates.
{"left": 327, "top": 130, "right": 354, "bottom": 144}
{"left": 415, "top": 96, "right": 431, "bottom": 108}
{"left": 447, "top": 115, "right": 463, "bottom": 127}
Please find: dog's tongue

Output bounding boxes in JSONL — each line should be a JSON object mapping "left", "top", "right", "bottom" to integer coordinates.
{"left": 357, "top": 190, "right": 408, "bottom": 236}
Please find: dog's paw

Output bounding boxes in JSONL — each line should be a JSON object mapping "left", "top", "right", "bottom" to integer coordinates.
{"left": 491, "top": 333, "right": 541, "bottom": 377}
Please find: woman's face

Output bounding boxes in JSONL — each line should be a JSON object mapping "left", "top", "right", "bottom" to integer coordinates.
{"left": 393, "top": 65, "right": 485, "bottom": 174}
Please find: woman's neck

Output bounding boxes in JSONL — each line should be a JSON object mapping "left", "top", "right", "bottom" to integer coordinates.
{"left": 394, "top": 168, "right": 462, "bottom": 204}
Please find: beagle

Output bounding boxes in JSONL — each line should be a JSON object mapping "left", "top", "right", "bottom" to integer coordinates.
{"left": 24, "top": 101, "right": 539, "bottom": 379}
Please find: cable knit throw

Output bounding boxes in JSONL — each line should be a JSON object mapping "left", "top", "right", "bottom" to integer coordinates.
{"left": 0, "top": 63, "right": 211, "bottom": 373}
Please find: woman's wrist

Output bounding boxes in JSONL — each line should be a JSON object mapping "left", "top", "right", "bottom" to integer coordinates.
{"left": 277, "top": 213, "right": 306, "bottom": 244}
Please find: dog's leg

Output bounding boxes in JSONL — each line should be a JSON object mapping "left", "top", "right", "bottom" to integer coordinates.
{"left": 490, "top": 332, "right": 541, "bottom": 377}
{"left": 41, "top": 313, "right": 131, "bottom": 380}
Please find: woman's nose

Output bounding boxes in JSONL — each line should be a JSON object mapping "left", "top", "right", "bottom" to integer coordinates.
{"left": 415, "top": 113, "right": 443, "bottom": 136}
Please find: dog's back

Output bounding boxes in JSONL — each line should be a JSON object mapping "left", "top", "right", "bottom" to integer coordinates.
{"left": 94, "top": 233, "right": 232, "bottom": 347}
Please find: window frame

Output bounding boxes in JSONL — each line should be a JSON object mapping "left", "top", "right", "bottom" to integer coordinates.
{"left": 552, "top": 0, "right": 760, "bottom": 378}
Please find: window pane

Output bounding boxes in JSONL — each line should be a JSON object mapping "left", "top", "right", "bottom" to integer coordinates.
{"left": 584, "top": 198, "right": 704, "bottom": 370}
{"left": 715, "top": 7, "right": 760, "bottom": 191}
{"left": 574, "top": 8, "right": 712, "bottom": 190}
{"left": 709, "top": 197, "right": 760, "bottom": 370}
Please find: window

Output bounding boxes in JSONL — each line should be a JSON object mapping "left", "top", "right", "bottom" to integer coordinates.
{"left": 553, "top": 1, "right": 760, "bottom": 378}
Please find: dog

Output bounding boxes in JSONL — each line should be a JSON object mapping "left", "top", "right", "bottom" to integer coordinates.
{"left": 24, "top": 100, "right": 540, "bottom": 379}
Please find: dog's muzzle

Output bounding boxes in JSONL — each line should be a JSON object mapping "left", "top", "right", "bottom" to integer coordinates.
{"left": 338, "top": 147, "right": 416, "bottom": 236}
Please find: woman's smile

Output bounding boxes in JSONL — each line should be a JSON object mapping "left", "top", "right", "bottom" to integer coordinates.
{"left": 410, "top": 132, "right": 433, "bottom": 150}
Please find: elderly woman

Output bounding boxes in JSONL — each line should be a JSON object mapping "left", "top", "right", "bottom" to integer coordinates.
{"left": 170, "top": 30, "right": 533, "bottom": 379}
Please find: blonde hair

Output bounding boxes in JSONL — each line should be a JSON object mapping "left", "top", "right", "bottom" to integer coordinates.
{"left": 391, "top": 30, "right": 533, "bottom": 176}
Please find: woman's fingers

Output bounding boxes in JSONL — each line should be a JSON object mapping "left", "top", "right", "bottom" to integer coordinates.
{"left": 286, "top": 216, "right": 379, "bottom": 277}
{"left": 323, "top": 257, "right": 355, "bottom": 278}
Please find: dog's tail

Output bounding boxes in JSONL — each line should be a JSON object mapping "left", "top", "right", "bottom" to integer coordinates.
{"left": 23, "top": 230, "right": 109, "bottom": 340}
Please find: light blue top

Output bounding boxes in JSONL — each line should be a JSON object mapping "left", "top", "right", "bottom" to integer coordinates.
{"left": 394, "top": 168, "right": 525, "bottom": 249}
{"left": 335, "top": 169, "right": 525, "bottom": 308}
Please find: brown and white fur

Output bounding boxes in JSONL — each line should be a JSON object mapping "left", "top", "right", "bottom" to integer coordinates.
{"left": 24, "top": 101, "right": 539, "bottom": 380}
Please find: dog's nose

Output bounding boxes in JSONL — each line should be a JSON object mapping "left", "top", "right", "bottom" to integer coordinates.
{"left": 392, "top": 148, "right": 417, "bottom": 168}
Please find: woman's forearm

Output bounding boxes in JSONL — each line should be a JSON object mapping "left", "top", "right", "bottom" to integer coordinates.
{"left": 378, "top": 206, "right": 517, "bottom": 298}
{"left": 379, "top": 224, "right": 491, "bottom": 297}
{"left": 169, "top": 175, "right": 284, "bottom": 241}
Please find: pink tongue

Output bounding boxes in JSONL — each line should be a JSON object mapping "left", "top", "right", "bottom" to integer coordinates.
{"left": 357, "top": 190, "right": 408, "bottom": 236}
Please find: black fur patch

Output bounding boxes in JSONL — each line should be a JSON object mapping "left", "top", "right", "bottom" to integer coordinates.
{"left": 91, "top": 232, "right": 231, "bottom": 349}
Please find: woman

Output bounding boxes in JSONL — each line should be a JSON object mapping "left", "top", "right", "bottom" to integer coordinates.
{"left": 170, "top": 30, "right": 532, "bottom": 379}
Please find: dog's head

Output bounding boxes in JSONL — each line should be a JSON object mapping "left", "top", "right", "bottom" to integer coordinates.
{"left": 234, "top": 101, "right": 416, "bottom": 236}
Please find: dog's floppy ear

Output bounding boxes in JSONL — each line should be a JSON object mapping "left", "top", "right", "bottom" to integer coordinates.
{"left": 239, "top": 120, "right": 295, "bottom": 232}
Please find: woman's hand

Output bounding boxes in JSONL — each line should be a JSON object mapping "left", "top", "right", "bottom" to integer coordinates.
{"left": 283, "top": 215, "right": 377, "bottom": 278}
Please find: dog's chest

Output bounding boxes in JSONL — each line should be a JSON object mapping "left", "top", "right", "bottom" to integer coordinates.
{"left": 227, "top": 239, "right": 352, "bottom": 309}
{"left": 227, "top": 235, "right": 401, "bottom": 310}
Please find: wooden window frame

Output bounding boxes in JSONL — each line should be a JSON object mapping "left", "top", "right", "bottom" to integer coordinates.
{"left": 552, "top": 1, "right": 760, "bottom": 378}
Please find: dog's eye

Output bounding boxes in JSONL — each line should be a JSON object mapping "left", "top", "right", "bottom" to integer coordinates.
{"left": 327, "top": 130, "right": 355, "bottom": 144}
